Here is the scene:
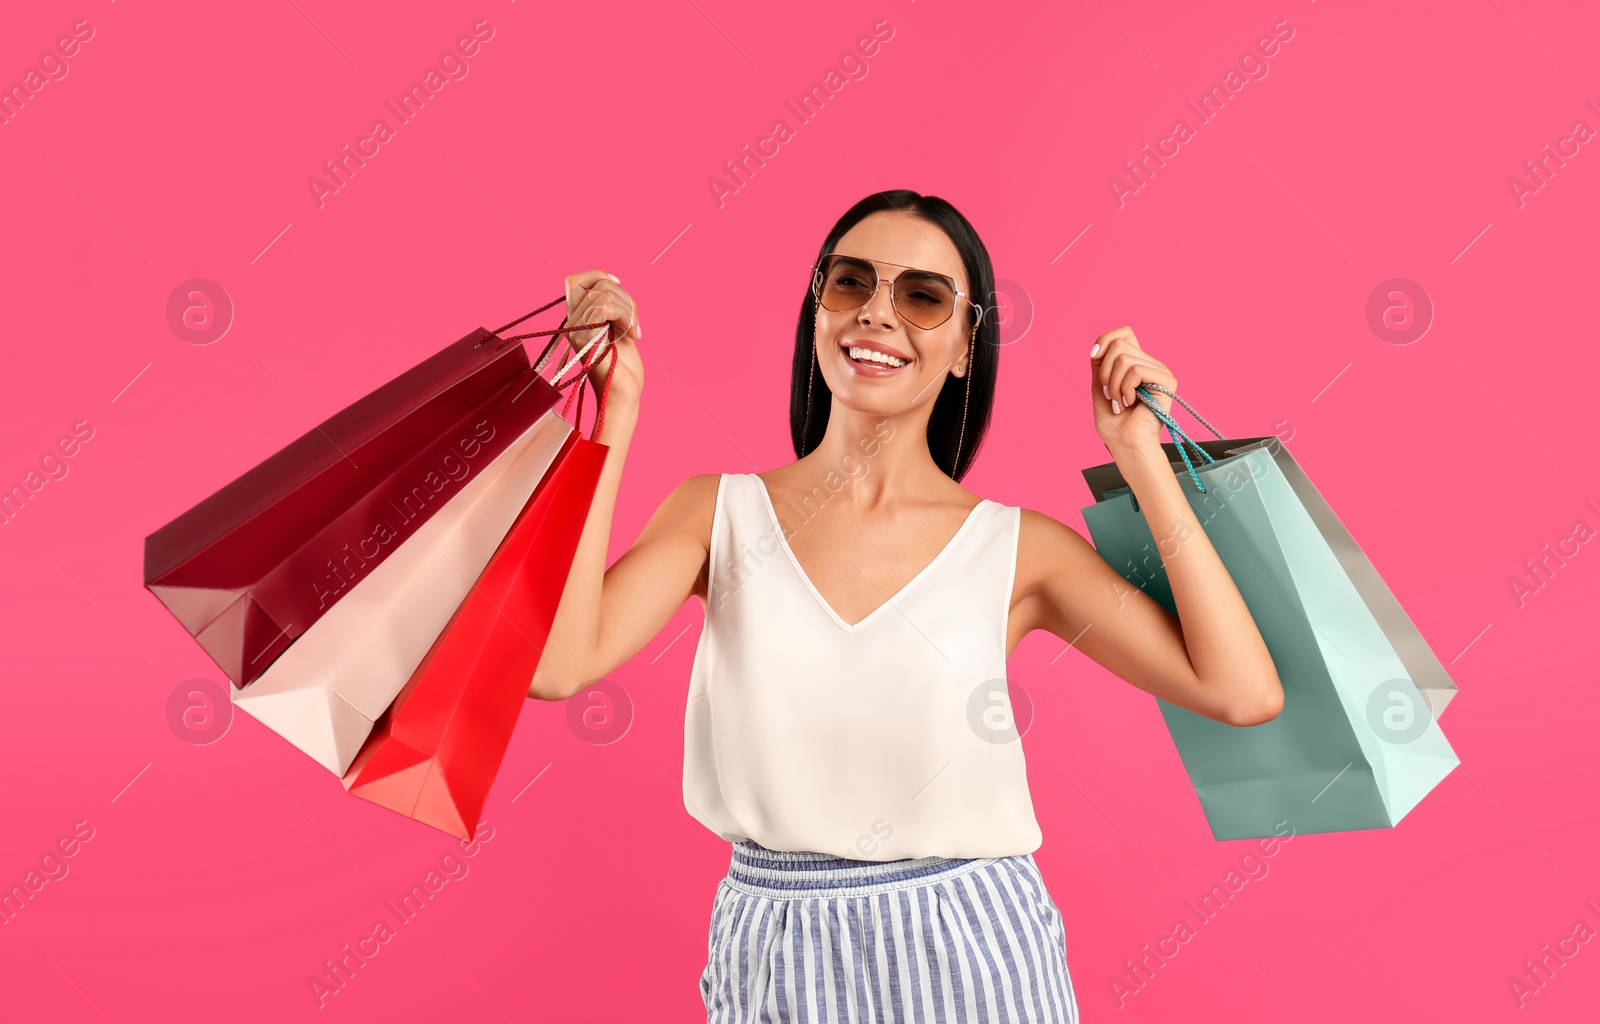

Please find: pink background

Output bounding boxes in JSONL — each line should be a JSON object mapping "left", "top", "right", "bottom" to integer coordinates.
{"left": 3, "top": 0, "right": 1597, "bottom": 1020}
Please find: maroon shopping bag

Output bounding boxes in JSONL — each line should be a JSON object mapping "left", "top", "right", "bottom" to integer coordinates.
{"left": 143, "top": 313, "right": 564, "bottom": 686}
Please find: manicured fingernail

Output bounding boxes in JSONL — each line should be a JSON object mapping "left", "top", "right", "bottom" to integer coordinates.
{"left": 1112, "top": 399, "right": 1121, "bottom": 413}
{"left": 607, "top": 273, "right": 620, "bottom": 282}
{"left": 1090, "top": 342, "right": 1100, "bottom": 357}
{"left": 1102, "top": 384, "right": 1111, "bottom": 400}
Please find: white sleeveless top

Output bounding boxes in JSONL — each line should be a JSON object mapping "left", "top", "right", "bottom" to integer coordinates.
{"left": 682, "top": 472, "right": 1044, "bottom": 861}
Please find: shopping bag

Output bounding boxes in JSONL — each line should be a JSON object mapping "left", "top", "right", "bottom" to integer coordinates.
{"left": 230, "top": 390, "right": 574, "bottom": 775}
{"left": 340, "top": 317, "right": 619, "bottom": 840}
{"left": 143, "top": 314, "right": 553, "bottom": 686}
{"left": 1079, "top": 385, "right": 1460, "bottom": 840}
{"left": 1083, "top": 434, "right": 1457, "bottom": 718}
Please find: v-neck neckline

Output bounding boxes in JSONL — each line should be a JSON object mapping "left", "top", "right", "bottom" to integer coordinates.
{"left": 748, "top": 473, "right": 991, "bottom": 633}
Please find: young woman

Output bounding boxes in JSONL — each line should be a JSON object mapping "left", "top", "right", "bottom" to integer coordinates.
{"left": 528, "top": 190, "right": 1282, "bottom": 1022}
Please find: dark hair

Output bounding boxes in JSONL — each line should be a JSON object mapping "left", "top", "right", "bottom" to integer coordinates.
{"left": 790, "top": 190, "right": 998, "bottom": 482}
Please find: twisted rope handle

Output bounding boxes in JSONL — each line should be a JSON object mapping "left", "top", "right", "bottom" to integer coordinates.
{"left": 494, "top": 294, "right": 614, "bottom": 388}
{"left": 1135, "top": 382, "right": 1226, "bottom": 441}
{"left": 493, "top": 295, "right": 621, "bottom": 443}
{"left": 1122, "top": 382, "right": 1226, "bottom": 509}
{"left": 552, "top": 311, "right": 620, "bottom": 443}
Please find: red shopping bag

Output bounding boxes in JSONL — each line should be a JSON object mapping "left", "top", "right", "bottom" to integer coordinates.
{"left": 340, "top": 318, "right": 619, "bottom": 840}
{"left": 143, "top": 310, "right": 563, "bottom": 686}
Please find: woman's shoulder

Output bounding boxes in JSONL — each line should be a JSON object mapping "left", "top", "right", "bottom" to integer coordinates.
{"left": 634, "top": 474, "right": 726, "bottom": 607}
{"left": 1013, "top": 502, "right": 1087, "bottom": 542}
{"left": 675, "top": 472, "right": 726, "bottom": 513}
{"left": 644, "top": 473, "right": 724, "bottom": 553}
{"left": 660, "top": 472, "right": 724, "bottom": 500}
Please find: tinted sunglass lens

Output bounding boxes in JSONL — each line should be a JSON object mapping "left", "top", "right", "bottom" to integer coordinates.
{"left": 895, "top": 273, "right": 956, "bottom": 329}
{"left": 819, "top": 257, "right": 875, "bottom": 310}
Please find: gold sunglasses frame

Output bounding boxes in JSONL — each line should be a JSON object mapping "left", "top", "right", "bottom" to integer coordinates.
{"left": 809, "top": 253, "right": 985, "bottom": 331}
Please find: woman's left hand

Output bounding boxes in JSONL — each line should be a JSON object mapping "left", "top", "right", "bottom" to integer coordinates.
{"left": 1090, "top": 326, "right": 1178, "bottom": 456}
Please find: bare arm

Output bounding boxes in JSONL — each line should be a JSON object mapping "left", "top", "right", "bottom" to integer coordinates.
{"left": 1113, "top": 445, "right": 1282, "bottom": 723}
{"left": 528, "top": 427, "right": 715, "bottom": 701}
{"left": 1024, "top": 492, "right": 1286, "bottom": 723}
{"left": 1016, "top": 325, "right": 1284, "bottom": 727}
{"left": 1018, "top": 452, "right": 1282, "bottom": 726}
{"left": 519, "top": 269, "right": 713, "bottom": 701}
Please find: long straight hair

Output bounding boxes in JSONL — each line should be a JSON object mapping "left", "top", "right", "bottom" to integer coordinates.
{"left": 790, "top": 190, "right": 998, "bottom": 482}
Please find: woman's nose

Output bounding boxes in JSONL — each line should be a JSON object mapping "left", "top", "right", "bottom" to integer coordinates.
{"left": 861, "top": 276, "right": 899, "bottom": 325}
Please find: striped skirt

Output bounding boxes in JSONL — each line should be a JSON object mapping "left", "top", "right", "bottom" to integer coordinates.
{"left": 700, "top": 840, "right": 1080, "bottom": 1023}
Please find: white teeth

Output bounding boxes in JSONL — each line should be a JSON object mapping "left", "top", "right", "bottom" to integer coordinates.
{"left": 847, "top": 346, "right": 907, "bottom": 367}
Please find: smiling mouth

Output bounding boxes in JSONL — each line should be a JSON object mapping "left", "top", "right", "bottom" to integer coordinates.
{"left": 843, "top": 345, "right": 909, "bottom": 369}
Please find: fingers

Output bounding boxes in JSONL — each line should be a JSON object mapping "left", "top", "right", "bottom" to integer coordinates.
{"left": 564, "top": 269, "right": 614, "bottom": 305}
{"left": 565, "top": 271, "right": 642, "bottom": 342}
{"left": 1110, "top": 359, "right": 1162, "bottom": 409}
{"left": 605, "top": 284, "right": 641, "bottom": 342}
{"left": 1089, "top": 329, "right": 1139, "bottom": 403}
{"left": 1130, "top": 371, "right": 1175, "bottom": 413}
{"left": 1090, "top": 326, "right": 1138, "bottom": 358}
{"left": 573, "top": 290, "right": 629, "bottom": 331}
{"left": 587, "top": 280, "right": 640, "bottom": 342}
{"left": 571, "top": 285, "right": 637, "bottom": 346}
{"left": 1090, "top": 328, "right": 1176, "bottom": 413}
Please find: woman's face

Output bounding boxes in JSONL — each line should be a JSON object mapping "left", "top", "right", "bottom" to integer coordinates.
{"left": 812, "top": 211, "right": 975, "bottom": 419}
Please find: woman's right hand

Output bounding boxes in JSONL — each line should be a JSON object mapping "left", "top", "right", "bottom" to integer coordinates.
{"left": 559, "top": 270, "right": 644, "bottom": 409}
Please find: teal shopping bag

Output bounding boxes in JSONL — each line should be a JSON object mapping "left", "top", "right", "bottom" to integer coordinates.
{"left": 1080, "top": 389, "right": 1459, "bottom": 840}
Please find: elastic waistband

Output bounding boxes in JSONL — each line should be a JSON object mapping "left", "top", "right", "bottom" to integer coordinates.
{"left": 724, "top": 840, "right": 999, "bottom": 899}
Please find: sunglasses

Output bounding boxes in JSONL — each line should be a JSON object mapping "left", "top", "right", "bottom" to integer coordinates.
{"left": 810, "top": 253, "right": 985, "bottom": 331}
